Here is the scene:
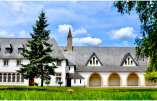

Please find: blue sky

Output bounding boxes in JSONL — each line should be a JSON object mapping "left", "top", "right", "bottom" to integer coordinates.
{"left": 0, "top": 1, "right": 142, "bottom": 47}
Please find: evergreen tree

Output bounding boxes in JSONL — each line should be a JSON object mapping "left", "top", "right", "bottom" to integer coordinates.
{"left": 114, "top": 1, "right": 157, "bottom": 82}
{"left": 16, "top": 9, "right": 63, "bottom": 87}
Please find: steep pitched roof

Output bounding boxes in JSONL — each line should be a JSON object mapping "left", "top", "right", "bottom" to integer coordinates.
{"left": 85, "top": 52, "right": 103, "bottom": 66}
{"left": 120, "top": 53, "right": 138, "bottom": 66}
{"left": 59, "top": 46, "right": 149, "bottom": 72}
{"left": 0, "top": 38, "right": 65, "bottom": 59}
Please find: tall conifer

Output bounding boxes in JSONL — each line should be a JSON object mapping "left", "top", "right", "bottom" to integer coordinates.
{"left": 16, "top": 9, "right": 63, "bottom": 87}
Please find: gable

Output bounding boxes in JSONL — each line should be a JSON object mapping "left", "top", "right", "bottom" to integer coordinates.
{"left": 121, "top": 53, "right": 138, "bottom": 66}
{"left": 85, "top": 52, "right": 103, "bottom": 66}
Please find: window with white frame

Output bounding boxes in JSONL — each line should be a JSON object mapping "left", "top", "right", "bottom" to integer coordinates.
{"left": 56, "top": 77, "right": 61, "bottom": 83}
{"left": 17, "top": 61, "right": 21, "bottom": 66}
{"left": 4, "top": 60, "right": 8, "bottom": 66}
{"left": 74, "top": 79, "right": 76, "bottom": 84}
{"left": 56, "top": 73, "right": 61, "bottom": 83}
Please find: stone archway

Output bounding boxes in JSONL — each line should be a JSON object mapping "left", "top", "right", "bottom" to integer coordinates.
{"left": 108, "top": 73, "right": 121, "bottom": 86}
{"left": 89, "top": 73, "right": 102, "bottom": 87}
{"left": 127, "top": 73, "right": 139, "bottom": 86}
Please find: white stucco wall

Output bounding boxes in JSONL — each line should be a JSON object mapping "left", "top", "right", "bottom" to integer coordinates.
{"left": 71, "top": 79, "right": 85, "bottom": 86}
{"left": 35, "top": 60, "right": 67, "bottom": 86}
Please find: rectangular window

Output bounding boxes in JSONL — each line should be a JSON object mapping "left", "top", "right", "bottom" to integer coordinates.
{"left": 56, "top": 77, "right": 61, "bottom": 83}
{"left": 17, "top": 61, "right": 21, "bottom": 66}
{"left": 5, "top": 48, "right": 11, "bottom": 54}
{"left": 57, "top": 61, "right": 61, "bottom": 66}
{"left": 69, "top": 66, "right": 70, "bottom": 70}
{"left": 4, "top": 61, "right": 8, "bottom": 66}
{"left": 18, "top": 48, "right": 23, "bottom": 54}
{"left": 74, "top": 79, "right": 76, "bottom": 84}
{"left": 80, "top": 79, "right": 81, "bottom": 84}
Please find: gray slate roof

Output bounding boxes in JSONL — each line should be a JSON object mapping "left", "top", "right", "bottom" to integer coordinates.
{"left": 59, "top": 47, "right": 149, "bottom": 72}
{"left": 0, "top": 38, "right": 65, "bottom": 59}
{"left": 0, "top": 38, "right": 149, "bottom": 72}
{"left": 66, "top": 73, "right": 84, "bottom": 79}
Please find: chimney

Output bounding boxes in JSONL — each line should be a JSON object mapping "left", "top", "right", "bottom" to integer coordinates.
{"left": 66, "top": 27, "right": 72, "bottom": 52}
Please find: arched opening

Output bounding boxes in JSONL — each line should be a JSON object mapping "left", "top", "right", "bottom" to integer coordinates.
{"left": 108, "top": 73, "right": 120, "bottom": 86}
{"left": 4, "top": 73, "right": 6, "bottom": 82}
{"left": 12, "top": 73, "right": 15, "bottom": 82}
{"left": 89, "top": 74, "right": 101, "bottom": 87}
{"left": 127, "top": 73, "right": 139, "bottom": 86}
{"left": 8, "top": 73, "right": 11, "bottom": 82}
{"left": 17, "top": 74, "right": 20, "bottom": 82}
{"left": 21, "top": 74, "right": 24, "bottom": 82}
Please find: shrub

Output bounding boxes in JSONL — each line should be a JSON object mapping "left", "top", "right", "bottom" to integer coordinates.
{"left": 45, "top": 81, "right": 50, "bottom": 86}
{"left": 58, "top": 82, "right": 63, "bottom": 87}
{"left": 33, "top": 82, "right": 39, "bottom": 86}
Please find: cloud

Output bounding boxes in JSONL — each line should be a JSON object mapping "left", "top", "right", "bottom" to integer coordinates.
{"left": 0, "top": 31, "right": 14, "bottom": 38}
{"left": 58, "top": 24, "right": 87, "bottom": 36}
{"left": 122, "top": 41, "right": 129, "bottom": 46}
{"left": 18, "top": 30, "right": 29, "bottom": 38}
{"left": 73, "top": 37, "right": 102, "bottom": 46}
{"left": 108, "top": 27, "right": 137, "bottom": 40}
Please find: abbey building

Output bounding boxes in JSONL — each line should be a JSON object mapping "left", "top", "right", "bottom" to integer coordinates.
{"left": 0, "top": 28, "right": 155, "bottom": 87}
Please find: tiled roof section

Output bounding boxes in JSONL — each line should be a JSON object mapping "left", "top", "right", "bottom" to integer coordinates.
{"left": 67, "top": 60, "right": 75, "bottom": 65}
{"left": 59, "top": 46, "right": 149, "bottom": 72}
{"left": 75, "top": 65, "right": 147, "bottom": 72}
{"left": 120, "top": 53, "right": 138, "bottom": 66}
{"left": 66, "top": 73, "right": 84, "bottom": 79}
{"left": 0, "top": 38, "right": 65, "bottom": 59}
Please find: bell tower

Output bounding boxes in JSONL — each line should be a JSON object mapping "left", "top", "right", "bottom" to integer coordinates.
{"left": 66, "top": 27, "right": 72, "bottom": 52}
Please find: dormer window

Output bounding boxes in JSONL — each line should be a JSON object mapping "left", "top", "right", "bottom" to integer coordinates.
{"left": 5, "top": 43, "right": 12, "bottom": 54}
{"left": 18, "top": 44, "right": 24, "bottom": 54}
{"left": 18, "top": 48, "right": 23, "bottom": 54}
{"left": 121, "top": 53, "right": 138, "bottom": 66}
{"left": 5, "top": 48, "right": 12, "bottom": 54}
{"left": 86, "top": 52, "right": 103, "bottom": 66}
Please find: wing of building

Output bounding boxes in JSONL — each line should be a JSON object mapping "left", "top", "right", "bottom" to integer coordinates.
{"left": 0, "top": 28, "right": 155, "bottom": 87}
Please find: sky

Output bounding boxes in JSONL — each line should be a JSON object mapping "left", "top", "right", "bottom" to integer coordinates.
{"left": 0, "top": 1, "right": 142, "bottom": 47}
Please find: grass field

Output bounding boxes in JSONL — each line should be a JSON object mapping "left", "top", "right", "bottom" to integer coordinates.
{"left": 0, "top": 90, "right": 157, "bottom": 100}
{"left": 1, "top": 86, "right": 157, "bottom": 91}
{"left": 0, "top": 86, "right": 157, "bottom": 100}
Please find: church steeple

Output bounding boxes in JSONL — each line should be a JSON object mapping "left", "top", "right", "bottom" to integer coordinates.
{"left": 68, "top": 27, "right": 72, "bottom": 37}
{"left": 66, "top": 27, "right": 72, "bottom": 52}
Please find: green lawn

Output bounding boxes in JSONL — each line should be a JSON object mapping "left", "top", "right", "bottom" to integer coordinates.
{"left": 0, "top": 86, "right": 157, "bottom": 92}
{"left": 0, "top": 86, "right": 157, "bottom": 100}
{"left": 0, "top": 90, "right": 157, "bottom": 100}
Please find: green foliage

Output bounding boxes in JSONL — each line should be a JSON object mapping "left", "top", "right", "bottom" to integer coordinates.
{"left": 45, "top": 81, "right": 50, "bottom": 86}
{"left": 33, "top": 82, "right": 39, "bottom": 86}
{"left": 58, "top": 82, "right": 63, "bottom": 87}
{"left": 16, "top": 9, "right": 63, "bottom": 87}
{"left": 114, "top": 1, "right": 157, "bottom": 83}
